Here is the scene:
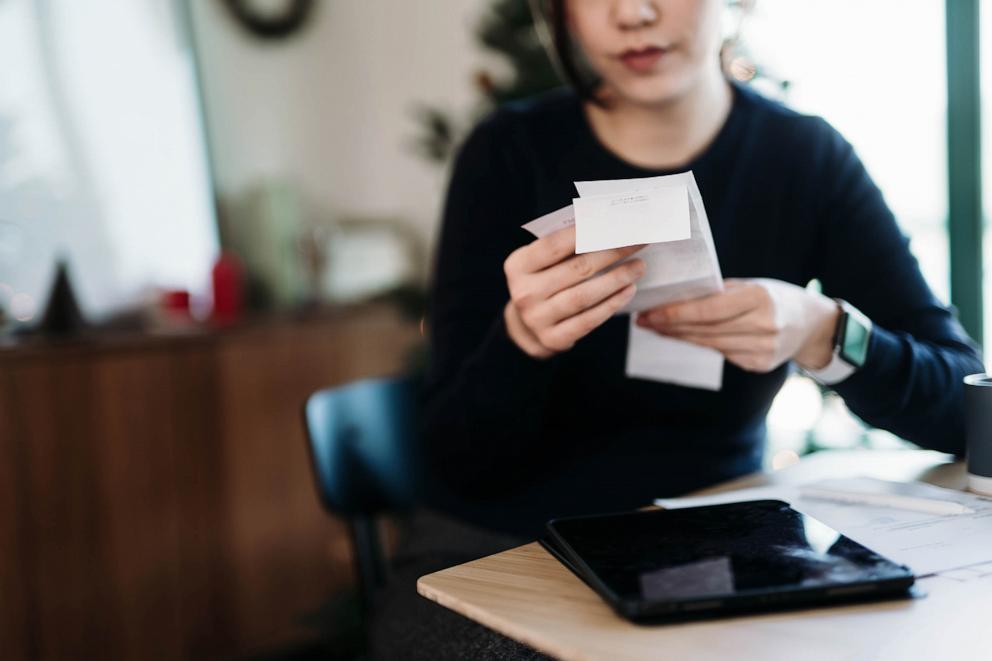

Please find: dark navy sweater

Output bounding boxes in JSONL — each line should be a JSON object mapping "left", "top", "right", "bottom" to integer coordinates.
{"left": 422, "top": 82, "right": 984, "bottom": 537}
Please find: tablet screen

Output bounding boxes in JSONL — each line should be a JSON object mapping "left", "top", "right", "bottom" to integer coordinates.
{"left": 548, "top": 500, "right": 912, "bottom": 605}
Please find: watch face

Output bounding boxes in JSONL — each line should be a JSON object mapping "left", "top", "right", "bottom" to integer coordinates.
{"left": 840, "top": 312, "right": 871, "bottom": 367}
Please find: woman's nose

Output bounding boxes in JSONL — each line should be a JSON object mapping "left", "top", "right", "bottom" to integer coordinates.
{"left": 613, "top": 0, "right": 660, "bottom": 30}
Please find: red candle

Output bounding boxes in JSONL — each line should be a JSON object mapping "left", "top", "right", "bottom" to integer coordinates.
{"left": 212, "top": 251, "right": 244, "bottom": 325}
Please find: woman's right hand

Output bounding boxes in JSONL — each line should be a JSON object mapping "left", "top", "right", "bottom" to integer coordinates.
{"left": 503, "top": 226, "right": 645, "bottom": 358}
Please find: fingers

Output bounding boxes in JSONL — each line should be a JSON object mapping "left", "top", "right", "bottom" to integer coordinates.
{"left": 503, "top": 301, "right": 554, "bottom": 359}
{"left": 526, "top": 258, "right": 645, "bottom": 328}
{"left": 725, "top": 352, "right": 780, "bottom": 374}
{"left": 640, "top": 282, "right": 769, "bottom": 327}
{"left": 639, "top": 309, "right": 778, "bottom": 336}
{"left": 533, "top": 244, "right": 645, "bottom": 295}
{"left": 506, "top": 226, "right": 577, "bottom": 274}
{"left": 670, "top": 333, "right": 777, "bottom": 355}
{"left": 650, "top": 332, "right": 783, "bottom": 373}
{"left": 506, "top": 235, "right": 644, "bottom": 324}
{"left": 503, "top": 230, "right": 645, "bottom": 357}
{"left": 537, "top": 284, "right": 637, "bottom": 352}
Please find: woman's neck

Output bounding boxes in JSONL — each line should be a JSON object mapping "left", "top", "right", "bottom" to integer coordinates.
{"left": 584, "top": 70, "right": 733, "bottom": 170}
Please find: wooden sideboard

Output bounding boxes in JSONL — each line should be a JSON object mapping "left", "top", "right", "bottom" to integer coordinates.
{"left": 0, "top": 306, "right": 421, "bottom": 660}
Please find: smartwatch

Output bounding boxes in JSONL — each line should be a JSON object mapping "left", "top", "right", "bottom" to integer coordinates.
{"left": 806, "top": 299, "right": 873, "bottom": 386}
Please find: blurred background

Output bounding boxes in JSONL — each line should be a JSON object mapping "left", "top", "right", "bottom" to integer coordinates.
{"left": 0, "top": 0, "right": 988, "bottom": 659}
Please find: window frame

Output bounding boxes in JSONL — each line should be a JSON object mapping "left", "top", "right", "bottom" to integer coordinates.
{"left": 946, "top": 0, "right": 984, "bottom": 348}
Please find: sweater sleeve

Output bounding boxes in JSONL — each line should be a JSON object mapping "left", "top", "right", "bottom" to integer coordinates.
{"left": 421, "top": 114, "right": 562, "bottom": 497}
{"left": 809, "top": 118, "right": 985, "bottom": 455}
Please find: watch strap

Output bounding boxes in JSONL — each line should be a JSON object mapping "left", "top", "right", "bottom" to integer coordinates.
{"left": 805, "top": 300, "right": 871, "bottom": 386}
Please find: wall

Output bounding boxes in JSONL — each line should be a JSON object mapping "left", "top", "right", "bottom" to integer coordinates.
{"left": 189, "top": 0, "right": 493, "bottom": 261}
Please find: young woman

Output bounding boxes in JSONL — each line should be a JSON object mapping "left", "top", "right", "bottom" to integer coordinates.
{"left": 372, "top": 1, "right": 982, "bottom": 657}
{"left": 422, "top": 0, "right": 983, "bottom": 534}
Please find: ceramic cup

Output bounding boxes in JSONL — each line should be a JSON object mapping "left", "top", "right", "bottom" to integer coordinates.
{"left": 965, "top": 373, "right": 992, "bottom": 495}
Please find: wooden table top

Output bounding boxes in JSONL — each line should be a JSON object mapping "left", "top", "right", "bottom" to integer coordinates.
{"left": 418, "top": 450, "right": 992, "bottom": 660}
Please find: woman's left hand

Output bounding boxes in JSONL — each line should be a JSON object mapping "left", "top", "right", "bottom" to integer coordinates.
{"left": 635, "top": 279, "right": 841, "bottom": 374}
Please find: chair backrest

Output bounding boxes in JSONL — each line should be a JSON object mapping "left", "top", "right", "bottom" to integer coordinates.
{"left": 303, "top": 376, "right": 420, "bottom": 516}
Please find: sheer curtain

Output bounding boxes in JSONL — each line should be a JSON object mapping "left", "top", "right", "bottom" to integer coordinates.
{"left": 0, "top": 0, "right": 217, "bottom": 325}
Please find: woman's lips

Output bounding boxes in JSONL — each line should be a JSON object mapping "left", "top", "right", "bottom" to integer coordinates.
{"left": 619, "top": 46, "right": 667, "bottom": 73}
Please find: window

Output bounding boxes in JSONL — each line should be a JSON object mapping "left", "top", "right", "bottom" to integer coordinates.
{"left": 983, "top": 0, "right": 992, "bottom": 360}
{"left": 741, "top": 1, "right": 949, "bottom": 462}
{"left": 745, "top": 0, "right": 949, "bottom": 301}
{"left": 0, "top": 0, "right": 217, "bottom": 325}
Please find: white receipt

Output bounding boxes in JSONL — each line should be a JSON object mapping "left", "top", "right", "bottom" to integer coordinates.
{"left": 521, "top": 171, "right": 724, "bottom": 390}
{"left": 522, "top": 204, "right": 575, "bottom": 237}
{"left": 572, "top": 171, "right": 723, "bottom": 313}
{"left": 626, "top": 316, "right": 724, "bottom": 390}
{"left": 575, "top": 172, "right": 724, "bottom": 390}
{"left": 572, "top": 187, "right": 690, "bottom": 253}
{"left": 654, "top": 478, "right": 992, "bottom": 577}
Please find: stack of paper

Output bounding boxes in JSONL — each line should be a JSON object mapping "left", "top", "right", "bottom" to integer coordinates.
{"left": 521, "top": 171, "right": 724, "bottom": 390}
{"left": 654, "top": 478, "right": 992, "bottom": 577}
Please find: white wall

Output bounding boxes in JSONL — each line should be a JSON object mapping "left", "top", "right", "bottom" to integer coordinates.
{"left": 189, "top": 0, "right": 492, "bottom": 260}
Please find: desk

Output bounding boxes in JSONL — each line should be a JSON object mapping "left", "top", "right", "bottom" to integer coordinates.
{"left": 417, "top": 450, "right": 991, "bottom": 660}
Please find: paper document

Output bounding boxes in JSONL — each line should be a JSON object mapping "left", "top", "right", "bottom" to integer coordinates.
{"left": 572, "top": 187, "right": 690, "bottom": 253}
{"left": 654, "top": 477, "right": 992, "bottom": 577}
{"left": 521, "top": 171, "right": 724, "bottom": 390}
{"left": 932, "top": 561, "right": 992, "bottom": 583}
{"left": 574, "top": 173, "right": 724, "bottom": 390}
{"left": 572, "top": 172, "right": 723, "bottom": 313}
{"left": 626, "top": 316, "right": 723, "bottom": 390}
{"left": 522, "top": 204, "right": 575, "bottom": 238}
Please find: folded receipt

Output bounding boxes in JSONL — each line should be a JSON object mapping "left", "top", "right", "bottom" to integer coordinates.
{"left": 521, "top": 171, "right": 724, "bottom": 390}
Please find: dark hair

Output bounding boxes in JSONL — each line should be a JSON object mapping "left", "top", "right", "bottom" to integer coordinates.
{"left": 547, "top": 0, "right": 606, "bottom": 105}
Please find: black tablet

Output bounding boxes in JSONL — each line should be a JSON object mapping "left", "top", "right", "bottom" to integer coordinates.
{"left": 544, "top": 500, "right": 915, "bottom": 622}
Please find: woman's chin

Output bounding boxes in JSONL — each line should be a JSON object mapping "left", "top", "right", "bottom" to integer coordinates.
{"left": 608, "top": 74, "right": 693, "bottom": 108}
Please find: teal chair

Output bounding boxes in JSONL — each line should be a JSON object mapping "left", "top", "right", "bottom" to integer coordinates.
{"left": 303, "top": 376, "right": 421, "bottom": 607}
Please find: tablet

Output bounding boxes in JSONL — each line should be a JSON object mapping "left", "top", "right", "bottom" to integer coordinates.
{"left": 544, "top": 500, "right": 915, "bottom": 622}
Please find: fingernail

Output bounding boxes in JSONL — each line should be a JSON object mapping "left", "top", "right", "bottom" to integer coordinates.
{"left": 631, "top": 260, "right": 646, "bottom": 278}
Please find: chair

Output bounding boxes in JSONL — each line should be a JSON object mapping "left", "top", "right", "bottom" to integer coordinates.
{"left": 302, "top": 375, "right": 421, "bottom": 607}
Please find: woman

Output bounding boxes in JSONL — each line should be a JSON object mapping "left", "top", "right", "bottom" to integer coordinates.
{"left": 422, "top": 0, "right": 982, "bottom": 533}
{"left": 373, "top": 1, "right": 983, "bottom": 657}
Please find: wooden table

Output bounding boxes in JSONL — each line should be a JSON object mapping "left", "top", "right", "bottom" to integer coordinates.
{"left": 418, "top": 450, "right": 992, "bottom": 660}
